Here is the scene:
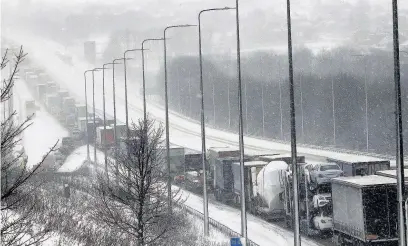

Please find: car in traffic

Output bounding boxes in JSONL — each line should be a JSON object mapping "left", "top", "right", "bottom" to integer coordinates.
{"left": 309, "top": 162, "right": 343, "bottom": 185}
{"left": 313, "top": 210, "right": 333, "bottom": 231}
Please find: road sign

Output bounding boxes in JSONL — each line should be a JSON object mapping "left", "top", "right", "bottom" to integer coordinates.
{"left": 230, "top": 237, "right": 246, "bottom": 246}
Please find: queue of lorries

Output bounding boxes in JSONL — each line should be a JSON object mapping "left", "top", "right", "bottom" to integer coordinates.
{"left": 19, "top": 60, "right": 406, "bottom": 246}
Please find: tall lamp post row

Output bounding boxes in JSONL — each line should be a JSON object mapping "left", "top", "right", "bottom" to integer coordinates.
{"left": 82, "top": 2, "right": 269, "bottom": 242}
{"left": 82, "top": 1, "right": 405, "bottom": 245}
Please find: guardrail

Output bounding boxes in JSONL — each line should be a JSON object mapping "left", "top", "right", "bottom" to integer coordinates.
{"left": 177, "top": 203, "right": 260, "bottom": 246}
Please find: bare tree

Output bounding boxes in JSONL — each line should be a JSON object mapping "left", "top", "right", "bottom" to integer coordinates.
{"left": 1, "top": 46, "right": 58, "bottom": 246}
{"left": 91, "top": 117, "right": 188, "bottom": 246}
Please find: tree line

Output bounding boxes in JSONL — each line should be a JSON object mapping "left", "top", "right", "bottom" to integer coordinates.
{"left": 155, "top": 46, "right": 408, "bottom": 155}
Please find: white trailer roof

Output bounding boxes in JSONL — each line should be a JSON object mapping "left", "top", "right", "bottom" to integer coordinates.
{"left": 158, "top": 143, "right": 184, "bottom": 149}
{"left": 233, "top": 160, "right": 268, "bottom": 167}
{"left": 326, "top": 152, "right": 388, "bottom": 163}
{"left": 376, "top": 169, "right": 408, "bottom": 180}
{"left": 97, "top": 126, "right": 113, "bottom": 130}
{"left": 332, "top": 175, "right": 397, "bottom": 188}
{"left": 185, "top": 148, "right": 201, "bottom": 155}
{"left": 208, "top": 146, "right": 239, "bottom": 152}
{"left": 389, "top": 160, "right": 408, "bottom": 168}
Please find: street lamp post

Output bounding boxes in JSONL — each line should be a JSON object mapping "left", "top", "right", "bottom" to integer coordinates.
{"left": 234, "top": 0, "right": 249, "bottom": 240}
{"left": 142, "top": 38, "right": 164, "bottom": 122}
{"left": 102, "top": 62, "right": 115, "bottom": 173}
{"left": 91, "top": 68, "right": 104, "bottom": 165}
{"left": 84, "top": 70, "right": 93, "bottom": 162}
{"left": 123, "top": 48, "right": 146, "bottom": 138}
{"left": 392, "top": 1, "right": 406, "bottom": 245}
{"left": 163, "top": 24, "right": 196, "bottom": 215}
{"left": 112, "top": 58, "right": 125, "bottom": 148}
{"left": 198, "top": 6, "right": 235, "bottom": 236}
{"left": 285, "top": 0, "right": 301, "bottom": 245}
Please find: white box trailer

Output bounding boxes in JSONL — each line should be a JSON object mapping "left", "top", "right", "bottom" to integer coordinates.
{"left": 331, "top": 175, "right": 402, "bottom": 246}
{"left": 77, "top": 117, "right": 88, "bottom": 132}
{"left": 112, "top": 124, "right": 127, "bottom": 140}
{"left": 157, "top": 144, "right": 185, "bottom": 174}
{"left": 75, "top": 104, "right": 87, "bottom": 118}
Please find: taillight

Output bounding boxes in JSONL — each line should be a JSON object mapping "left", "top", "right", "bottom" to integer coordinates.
{"left": 340, "top": 173, "right": 344, "bottom": 176}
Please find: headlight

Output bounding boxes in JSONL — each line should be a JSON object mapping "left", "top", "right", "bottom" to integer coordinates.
{"left": 321, "top": 219, "right": 326, "bottom": 223}
{"left": 318, "top": 174, "right": 323, "bottom": 178}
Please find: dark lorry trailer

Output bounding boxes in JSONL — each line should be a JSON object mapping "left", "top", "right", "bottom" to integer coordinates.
{"left": 326, "top": 156, "right": 390, "bottom": 177}
{"left": 208, "top": 146, "right": 241, "bottom": 190}
{"left": 213, "top": 156, "right": 252, "bottom": 203}
{"left": 184, "top": 149, "right": 202, "bottom": 172}
{"left": 86, "top": 121, "right": 102, "bottom": 143}
{"left": 331, "top": 175, "right": 403, "bottom": 246}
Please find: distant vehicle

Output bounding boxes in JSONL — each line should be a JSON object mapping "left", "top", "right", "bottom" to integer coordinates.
{"left": 184, "top": 171, "right": 204, "bottom": 193}
{"left": 71, "top": 129, "right": 82, "bottom": 141}
{"left": 96, "top": 126, "right": 114, "bottom": 147}
{"left": 313, "top": 210, "right": 333, "bottom": 231}
{"left": 173, "top": 174, "right": 185, "bottom": 184}
{"left": 25, "top": 100, "right": 36, "bottom": 117}
{"left": 309, "top": 163, "right": 343, "bottom": 185}
{"left": 326, "top": 156, "right": 390, "bottom": 177}
{"left": 60, "top": 137, "right": 74, "bottom": 155}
